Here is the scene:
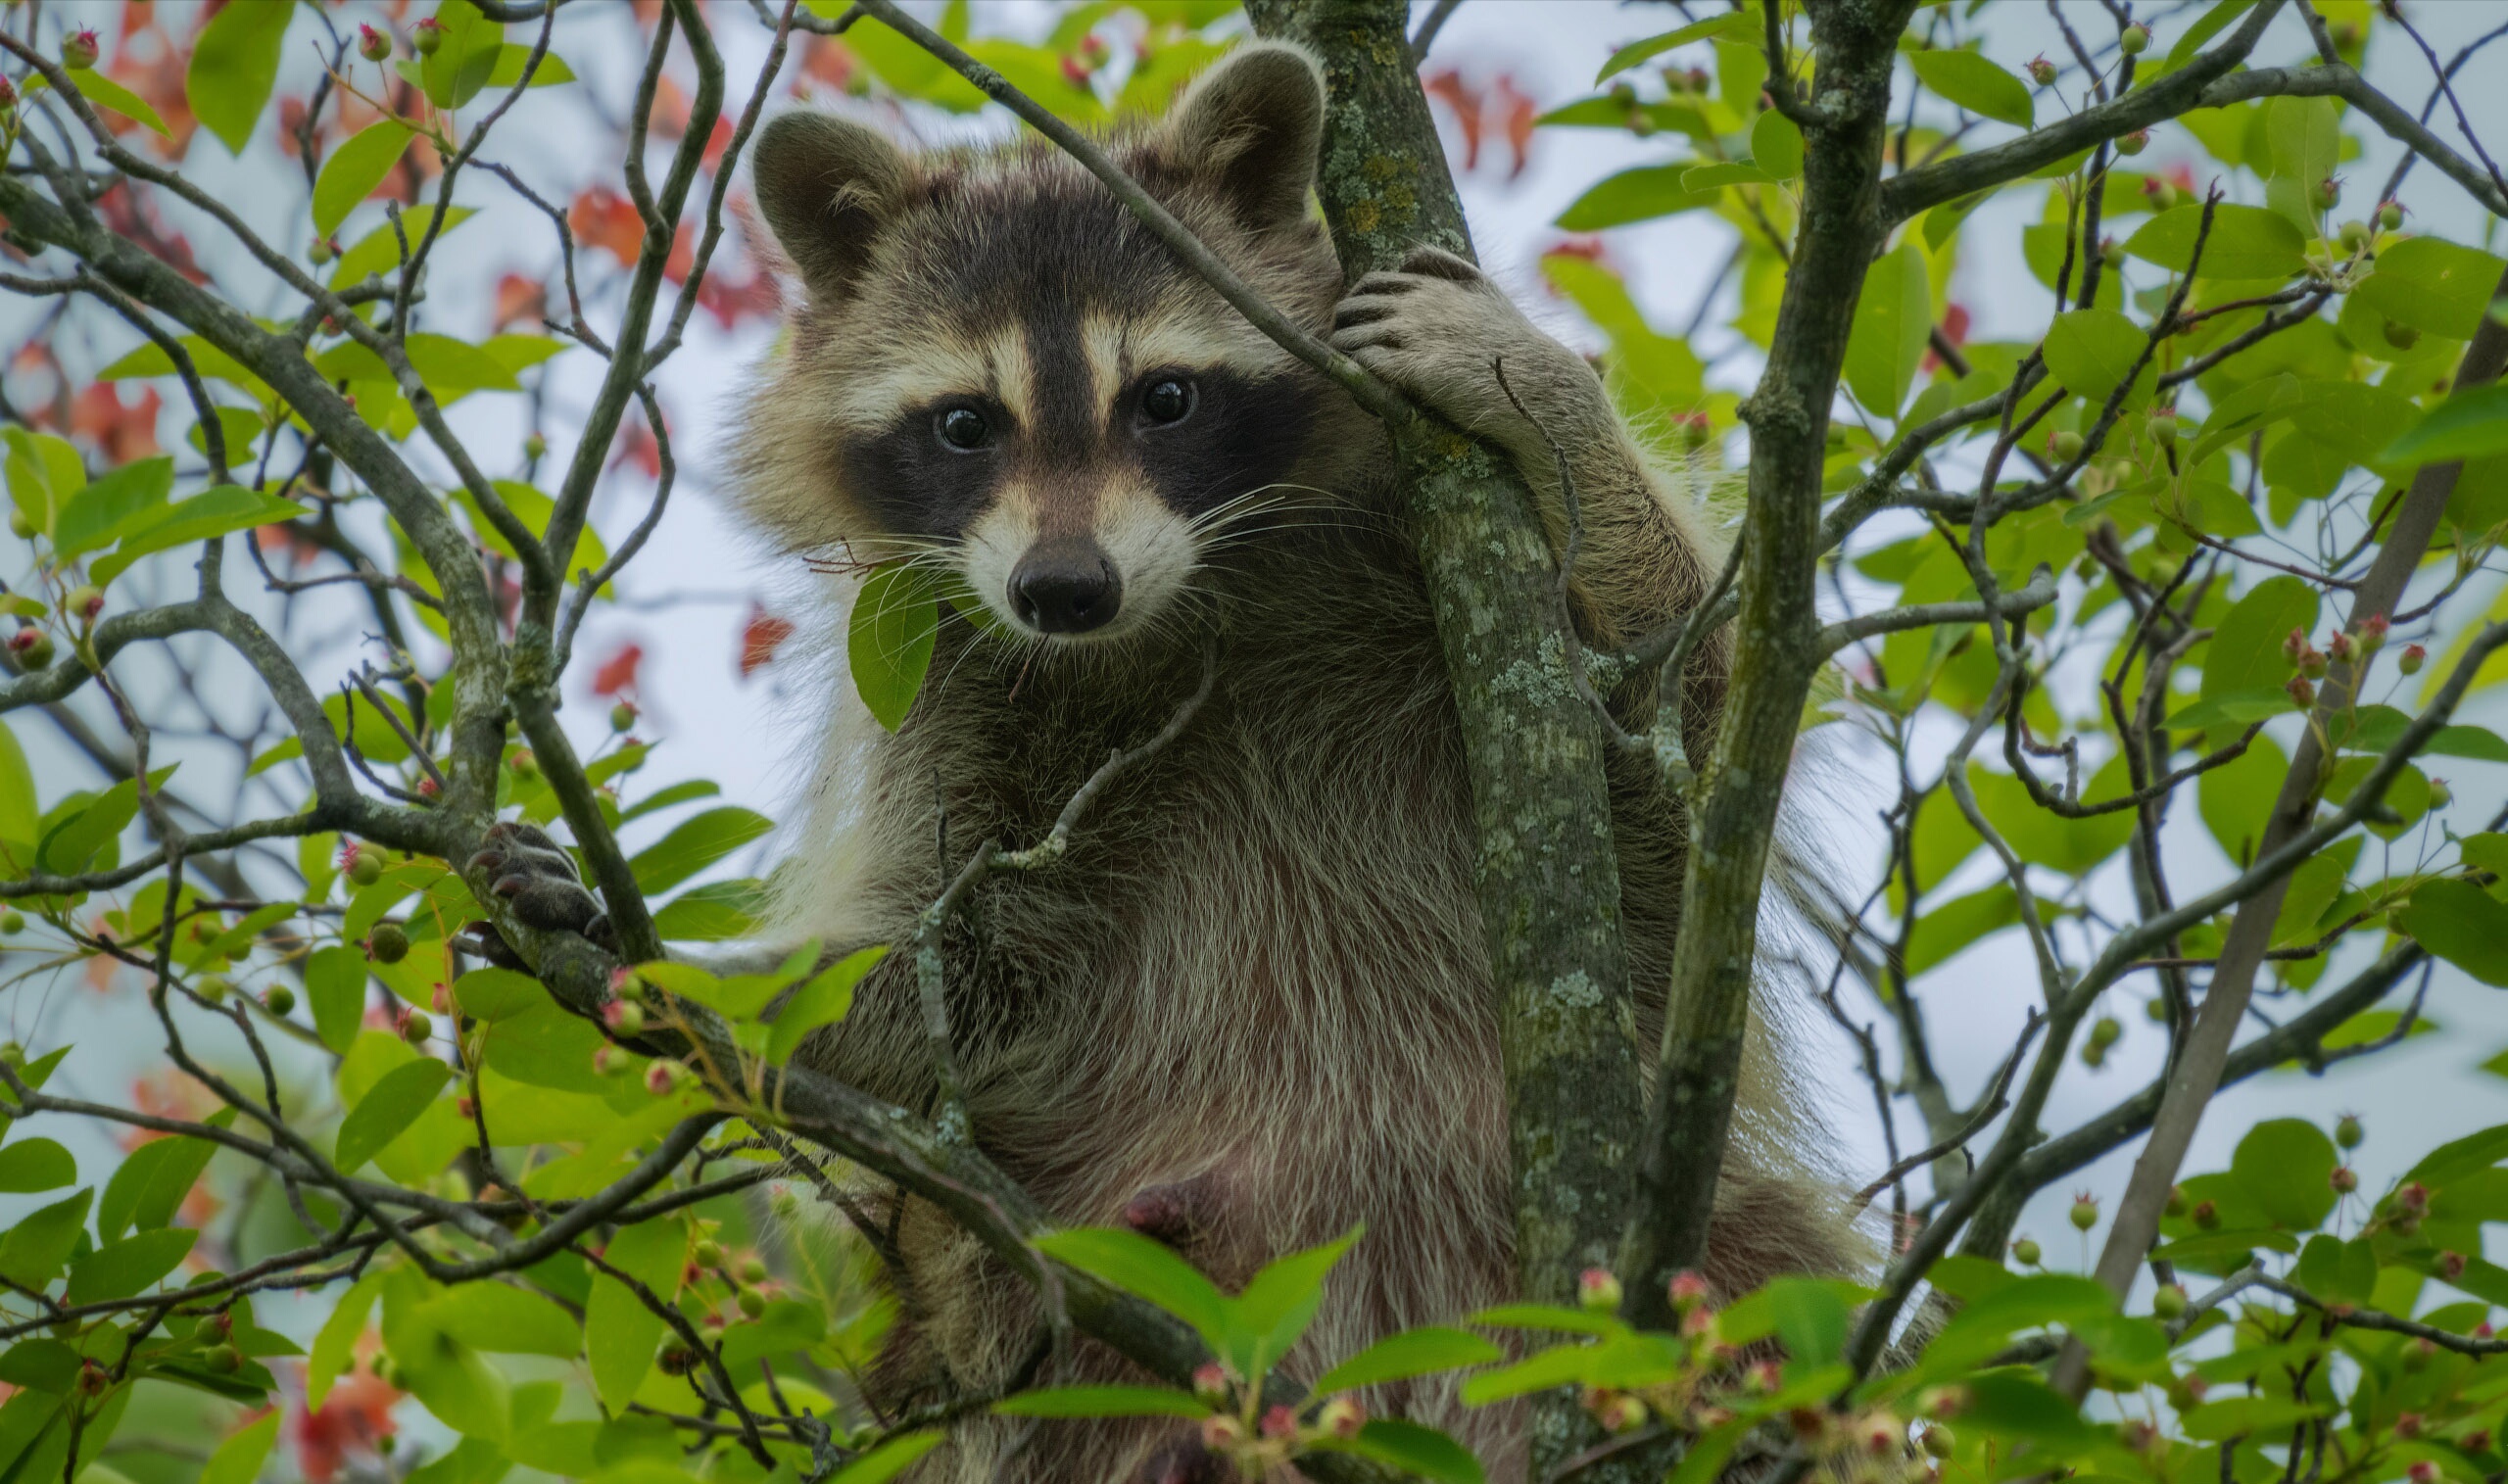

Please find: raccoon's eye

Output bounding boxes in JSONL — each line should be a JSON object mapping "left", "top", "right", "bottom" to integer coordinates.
{"left": 936, "top": 406, "right": 990, "bottom": 451}
{"left": 1139, "top": 378, "right": 1194, "bottom": 425}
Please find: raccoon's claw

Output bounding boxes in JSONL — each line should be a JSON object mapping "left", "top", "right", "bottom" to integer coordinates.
{"left": 1329, "top": 246, "right": 1590, "bottom": 454}
{"left": 463, "top": 821, "right": 615, "bottom": 960}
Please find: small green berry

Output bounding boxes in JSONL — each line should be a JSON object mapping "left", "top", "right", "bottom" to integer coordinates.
{"left": 203, "top": 1343, "right": 241, "bottom": 1374}
{"left": 264, "top": 984, "right": 296, "bottom": 1017}
{"left": 738, "top": 1256, "right": 767, "bottom": 1284}
{"left": 2118, "top": 23, "right": 2149, "bottom": 54}
{"left": 7, "top": 510, "right": 32, "bottom": 540}
{"left": 1, "top": 912, "right": 24, "bottom": 935}
{"left": 736, "top": 1285, "right": 768, "bottom": 1318}
{"left": 2379, "top": 200, "right": 2405, "bottom": 231}
{"left": 402, "top": 1011, "right": 432, "bottom": 1046}
{"left": 2051, "top": 429, "right": 2086, "bottom": 461}
{"left": 2090, "top": 1016, "right": 2122, "bottom": 1047}
{"left": 2151, "top": 1283, "right": 2188, "bottom": 1319}
{"left": 368, "top": 923, "right": 410, "bottom": 964}
{"left": 2012, "top": 1237, "right": 2043, "bottom": 1267}
{"left": 694, "top": 1239, "right": 725, "bottom": 1269}
{"left": 346, "top": 847, "right": 384, "bottom": 887}
{"left": 2114, "top": 129, "right": 2149, "bottom": 157}
{"left": 195, "top": 975, "right": 230, "bottom": 1005}
{"left": 610, "top": 701, "right": 637, "bottom": 734}
{"left": 2070, "top": 1195, "right": 2099, "bottom": 1231}
{"left": 2385, "top": 318, "right": 2422, "bottom": 351}
{"left": 2336, "top": 1114, "right": 2364, "bottom": 1149}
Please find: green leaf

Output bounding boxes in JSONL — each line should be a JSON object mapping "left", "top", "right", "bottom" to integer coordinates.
{"left": 52, "top": 456, "right": 173, "bottom": 561}
{"left": 1844, "top": 243, "right": 1931, "bottom": 416}
{"left": 452, "top": 967, "right": 545, "bottom": 1022}
{"left": 1316, "top": 1419, "right": 1486, "bottom": 1484}
{"left": 331, "top": 207, "right": 474, "bottom": 288}
{"left": 1031, "top": 1227, "right": 1230, "bottom": 1354}
{"left": 424, "top": 1282, "right": 582, "bottom": 1357}
{"left": 484, "top": 42, "right": 575, "bottom": 88}
{"left": 313, "top": 120, "right": 416, "bottom": 239}
{"left": 0, "top": 1138, "right": 73, "bottom": 1195}
{"left": 72, "top": 71, "right": 170, "bottom": 136}
{"left": 1230, "top": 1228, "right": 1360, "bottom": 1374}
{"left": 768, "top": 945, "right": 886, "bottom": 1064}
{"left": 1312, "top": 1326, "right": 1503, "bottom": 1396}
{"left": 65, "top": 1227, "right": 197, "bottom": 1305}
{"left": 2203, "top": 576, "right": 2318, "bottom": 703}
{"left": 586, "top": 1213, "right": 683, "bottom": 1412}
{"left": 307, "top": 945, "right": 370, "bottom": 1053}
{"left": 185, "top": 0, "right": 293, "bottom": 154}
{"left": 849, "top": 565, "right": 940, "bottom": 732}
{"left": 651, "top": 878, "right": 764, "bottom": 941}
{"left": 334, "top": 1057, "right": 454, "bottom": 1173}
{"left": 2041, "top": 309, "right": 2150, "bottom": 405}
{"left": 715, "top": 1297, "right": 828, "bottom": 1368}
{"left": 95, "top": 1120, "right": 219, "bottom": 1239}
{"left": 1906, "top": 48, "right": 2033, "bottom": 127}
{"left": 407, "top": 333, "right": 522, "bottom": 397}
{"left": 1595, "top": 13, "right": 1760, "bottom": 82}
{"left": 992, "top": 1386, "right": 1210, "bottom": 1418}
{"left": 2357, "top": 237, "right": 2508, "bottom": 340}
{"left": 1555, "top": 166, "right": 1721, "bottom": 231}
{"left": 0, "top": 1189, "right": 91, "bottom": 1289}
{"left": 628, "top": 805, "right": 772, "bottom": 895}
{"left": 309, "top": 1273, "right": 383, "bottom": 1409}
{"left": 2199, "top": 730, "right": 2289, "bottom": 866}
{"left": 0, "top": 720, "right": 36, "bottom": 846}
{"left": 2231, "top": 1118, "right": 2339, "bottom": 1230}
{"left": 200, "top": 1412, "right": 280, "bottom": 1484}
{"left": 417, "top": 1, "right": 506, "bottom": 111}
{"left": 2383, "top": 384, "right": 2508, "bottom": 467}
{"left": 829, "top": 1432, "right": 943, "bottom": 1484}
{"left": 2400, "top": 879, "right": 2508, "bottom": 986}
{"left": 90, "top": 486, "right": 308, "bottom": 585}
{"left": 2123, "top": 204, "right": 2307, "bottom": 280}
{"left": 1749, "top": 109, "right": 1803, "bottom": 180}
{"left": 2264, "top": 96, "right": 2339, "bottom": 195}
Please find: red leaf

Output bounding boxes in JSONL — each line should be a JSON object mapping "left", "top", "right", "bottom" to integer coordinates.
{"left": 493, "top": 272, "right": 546, "bottom": 332}
{"left": 1423, "top": 69, "right": 1483, "bottom": 172}
{"left": 739, "top": 605, "right": 795, "bottom": 678}
{"left": 592, "top": 642, "right": 645, "bottom": 697}
{"left": 569, "top": 186, "right": 647, "bottom": 269}
{"left": 71, "top": 383, "right": 162, "bottom": 465}
{"left": 293, "top": 1369, "right": 399, "bottom": 1484}
{"left": 1492, "top": 74, "right": 1537, "bottom": 179}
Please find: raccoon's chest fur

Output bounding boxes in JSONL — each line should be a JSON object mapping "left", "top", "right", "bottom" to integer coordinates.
{"left": 788, "top": 517, "right": 1513, "bottom": 1258}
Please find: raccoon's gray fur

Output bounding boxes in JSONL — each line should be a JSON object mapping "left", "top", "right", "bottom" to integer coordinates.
{"left": 729, "top": 42, "right": 1857, "bottom": 1484}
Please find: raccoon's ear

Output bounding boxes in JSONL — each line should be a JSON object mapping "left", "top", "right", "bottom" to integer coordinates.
{"left": 751, "top": 112, "right": 909, "bottom": 298}
{"left": 1161, "top": 42, "right": 1325, "bottom": 233}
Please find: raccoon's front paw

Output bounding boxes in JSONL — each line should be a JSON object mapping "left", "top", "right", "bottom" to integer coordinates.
{"left": 458, "top": 821, "right": 615, "bottom": 970}
{"left": 1329, "top": 244, "right": 1589, "bottom": 451}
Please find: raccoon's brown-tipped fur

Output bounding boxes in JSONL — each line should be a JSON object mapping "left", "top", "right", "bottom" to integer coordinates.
{"left": 727, "top": 41, "right": 1860, "bottom": 1484}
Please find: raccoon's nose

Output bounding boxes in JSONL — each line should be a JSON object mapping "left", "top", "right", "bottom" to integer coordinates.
{"left": 1009, "top": 539, "right": 1123, "bottom": 634}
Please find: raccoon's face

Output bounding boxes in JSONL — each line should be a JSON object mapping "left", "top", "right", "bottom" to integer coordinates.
{"left": 739, "top": 44, "right": 1352, "bottom": 645}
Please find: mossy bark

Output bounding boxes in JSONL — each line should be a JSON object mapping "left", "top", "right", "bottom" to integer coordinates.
{"left": 1617, "top": 0, "right": 1920, "bottom": 1326}
{"left": 1242, "top": 0, "right": 1643, "bottom": 1468}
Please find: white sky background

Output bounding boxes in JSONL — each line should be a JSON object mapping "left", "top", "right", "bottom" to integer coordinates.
{"left": 13, "top": 0, "right": 2508, "bottom": 1316}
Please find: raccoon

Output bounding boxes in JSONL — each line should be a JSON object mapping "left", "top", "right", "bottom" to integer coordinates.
{"left": 609, "top": 39, "right": 1848, "bottom": 1484}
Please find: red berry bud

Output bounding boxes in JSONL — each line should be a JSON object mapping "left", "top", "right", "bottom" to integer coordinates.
{"left": 359, "top": 24, "right": 392, "bottom": 62}
{"left": 2331, "top": 1165, "right": 2358, "bottom": 1194}
{"left": 412, "top": 18, "right": 445, "bottom": 56}
{"left": 62, "top": 28, "right": 99, "bottom": 70}
{"left": 2400, "top": 643, "right": 2427, "bottom": 675}
{"left": 1258, "top": 1404, "right": 1299, "bottom": 1441}
{"left": 2116, "top": 128, "right": 2149, "bottom": 156}
{"left": 2441, "top": 1251, "right": 2468, "bottom": 1280}
{"left": 2027, "top": 56, "right": 2057, "bottom": 86}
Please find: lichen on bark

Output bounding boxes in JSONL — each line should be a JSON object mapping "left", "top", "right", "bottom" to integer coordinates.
{"left": 1243, "top": 1, "right": 1644, "bottom": 1470}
